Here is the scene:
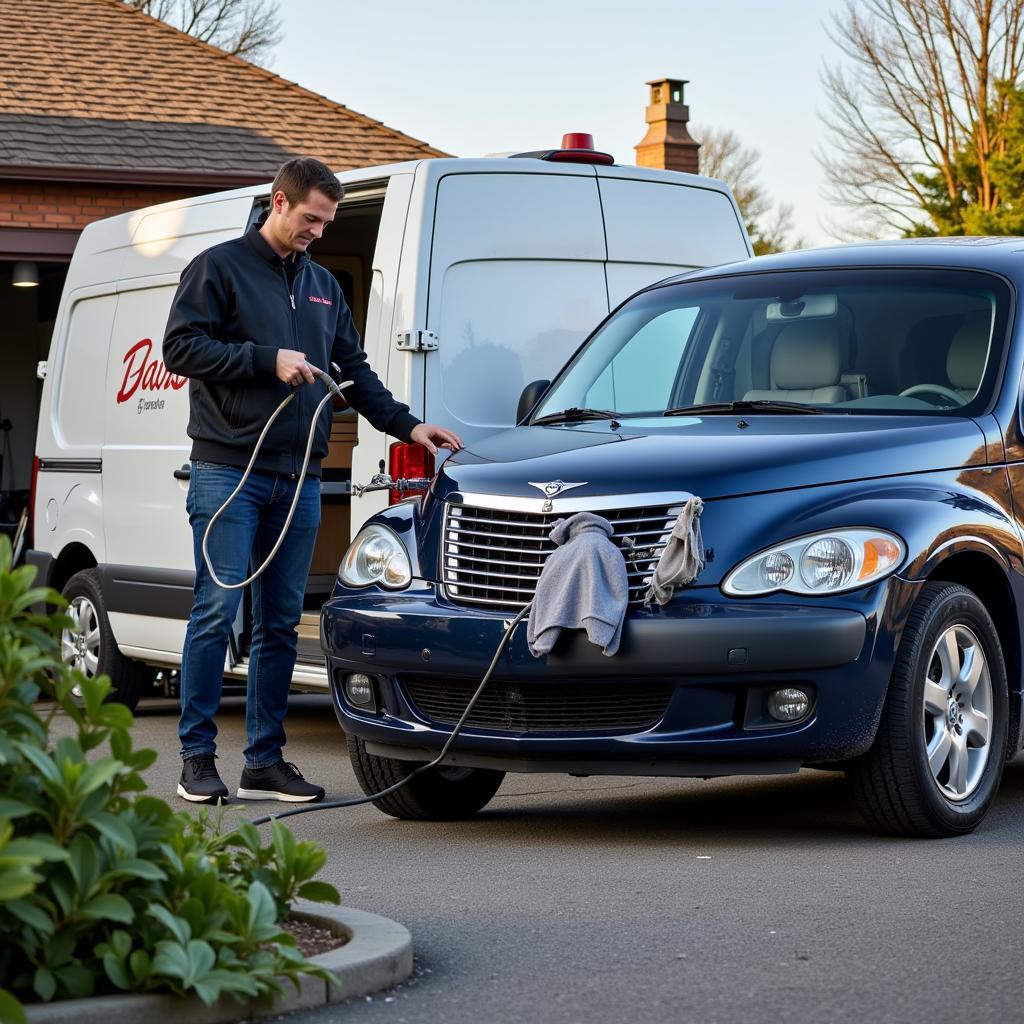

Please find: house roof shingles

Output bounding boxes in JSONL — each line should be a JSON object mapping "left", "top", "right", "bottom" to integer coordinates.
{"left": 0, "top": 0, "right": 446, "bottom": 180}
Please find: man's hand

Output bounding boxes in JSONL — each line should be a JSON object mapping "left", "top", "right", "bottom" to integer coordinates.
{"left": 410, "top": 423, "right": 463, "bottom": 456}
{"left": 276, "top": 349, "right": 319, "bottom": 386}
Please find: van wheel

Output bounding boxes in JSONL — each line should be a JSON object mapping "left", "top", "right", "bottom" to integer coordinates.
{"left": 847, "top": 582, "right": 1008, "bottom": 837}
{"left": 347, "top": 735, "right": 504, "bottom": 820}
{"left": 60, "top": 569, "right": 149, "bottom": 711}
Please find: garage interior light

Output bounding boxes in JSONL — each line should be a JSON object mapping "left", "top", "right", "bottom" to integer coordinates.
{"left": 12, "top": 262, "right": 39, "bottom": 288}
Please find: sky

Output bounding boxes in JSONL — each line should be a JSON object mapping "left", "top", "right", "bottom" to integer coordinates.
{"left": 272, "top": 0, "right": 847, "bottom": 247}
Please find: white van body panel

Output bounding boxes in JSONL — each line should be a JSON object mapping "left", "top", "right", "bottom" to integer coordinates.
{"left": 121, "top": 195, "right": 255, "bottom": 280}
{"left": 41, "top": 480, "right": 105, "bottom": 564}
{"left": 34, "top": 283, "right": 116, "bottom": 569}
{"left": 34, "top": 156, "right": 751, "bottom": 688}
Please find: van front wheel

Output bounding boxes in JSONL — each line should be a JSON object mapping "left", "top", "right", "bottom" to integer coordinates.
{"left": 61, "top": 569, "right": 149, "bottom": 710}
{"left": 348, "top": 735, "right": 504, "bottom": 820}
{"left": 848, "top": 582, "right": 1008, "bottom": 837}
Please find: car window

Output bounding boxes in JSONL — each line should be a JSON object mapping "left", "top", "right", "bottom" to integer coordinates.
{"left": 584, "top": 308, "right": 698, "bottom": 410}
{"left": 533, "top": 268, "right": 1008, "bottom": 420}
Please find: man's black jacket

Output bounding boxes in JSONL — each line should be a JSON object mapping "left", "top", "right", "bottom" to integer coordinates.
{"left": 163, "top": 225, "right": 420, "bottom": 478}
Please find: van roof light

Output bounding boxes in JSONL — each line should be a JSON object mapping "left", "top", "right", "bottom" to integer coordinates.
{"left": 508, "top": 132, "right": 615, "bottom": 166}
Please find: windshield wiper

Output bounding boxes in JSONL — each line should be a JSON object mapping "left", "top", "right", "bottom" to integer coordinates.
{"left": 664, "top": 400, "right": 825, "bottom": 417}
{"left": 532, "top": 407, "right": 623, "bottom": 426}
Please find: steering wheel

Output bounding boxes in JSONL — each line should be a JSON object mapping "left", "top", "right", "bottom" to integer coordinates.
{"left": 898, "top": 383, "right": 966, "bottom": 407}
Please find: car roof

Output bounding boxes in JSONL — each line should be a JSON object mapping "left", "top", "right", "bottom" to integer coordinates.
{"left": 647, "top": 236, "right": 1024, "bottom": 292}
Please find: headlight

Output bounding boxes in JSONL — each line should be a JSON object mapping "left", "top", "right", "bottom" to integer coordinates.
{"left": 338, "top": 524, "right": 412, "bottom": 589}
{"left": 722, "top": 529, "right": 904, "bottom": 596}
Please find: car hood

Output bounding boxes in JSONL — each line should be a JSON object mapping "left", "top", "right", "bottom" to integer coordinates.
{"left": 436, "top": 414, "right": 989, "bottom": 503}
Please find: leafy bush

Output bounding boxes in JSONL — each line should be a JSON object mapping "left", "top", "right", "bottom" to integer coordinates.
{"left": 0, "top": 538, "right": 340, "bottom": 1022}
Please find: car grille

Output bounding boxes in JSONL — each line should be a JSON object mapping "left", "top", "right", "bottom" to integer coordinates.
{"left": 441, "top": 501, "right": 683, "bottom": 608}
{"left": 401, "top": 676, "right": 675, "bottom": 733}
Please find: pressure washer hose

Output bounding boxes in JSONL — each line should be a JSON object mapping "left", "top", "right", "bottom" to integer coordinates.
{"left": 201, "top": 368, "right": 354, "bottom": 590}
{"left": 251, "top": 602, "right": 531, "bottom": 825}
{"left": 199, "top": 370, "right": 530, "bottom": 822}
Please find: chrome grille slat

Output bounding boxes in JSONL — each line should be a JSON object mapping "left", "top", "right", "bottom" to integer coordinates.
{"left": 445, "top": 539, "right": 550, "bottom": 556}
{"left": 445, "top": 552, "right": 550, "bottom": 568}
{"left": 449, "top": 511, "right": 676, "bottom": 530}
{"left": 445, "top": 552, "right": 662, "bottom": 571}
{"left": 450, "top": 566, "right": 545, "bottom": 583}
{"left": 447, "top": 525, "right": 672, "bottom": 545}
{"left": 442, "top": 500, "right": 677, "bottom": 609}
{"left": 446, "top": 580, "right": 540, "bottom": 595}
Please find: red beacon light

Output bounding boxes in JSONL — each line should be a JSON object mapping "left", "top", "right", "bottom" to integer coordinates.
{"left": 509, "top": 132, "right": 615, "bottom": 166}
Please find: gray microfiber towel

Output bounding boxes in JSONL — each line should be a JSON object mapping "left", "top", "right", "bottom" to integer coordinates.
{"left": 644, "top": 496, "right": 705, "bottom": 606}
{"left": 527, "top": 512, "right": 629, "bottom": 658}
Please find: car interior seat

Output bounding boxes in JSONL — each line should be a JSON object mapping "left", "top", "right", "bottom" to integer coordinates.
{"left": 946, "top": 312, "right": 990, "bottom": 401}
{"left": 743, "top": 320, "right": 848, "bottom": 404}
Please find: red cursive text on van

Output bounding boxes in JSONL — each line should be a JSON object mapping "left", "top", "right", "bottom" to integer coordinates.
{"left": 116, "top": 338, "right": 188, "bottom": 403}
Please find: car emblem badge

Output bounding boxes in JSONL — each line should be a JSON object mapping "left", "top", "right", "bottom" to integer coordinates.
{"left": 528, "top": 480, "right": 587, "bottom": 512}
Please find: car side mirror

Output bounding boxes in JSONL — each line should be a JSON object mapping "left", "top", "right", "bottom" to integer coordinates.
{"left": 516, "top": 379, "right": 551, "bottom": 425}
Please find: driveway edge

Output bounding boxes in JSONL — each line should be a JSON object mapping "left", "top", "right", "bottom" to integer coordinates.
{"left": 24, "top": 903, "right": 413, "bottom": 1023}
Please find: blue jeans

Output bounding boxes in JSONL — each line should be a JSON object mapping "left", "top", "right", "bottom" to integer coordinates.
{"left": 179, "top": 461, "right": 321, "bottom": 768}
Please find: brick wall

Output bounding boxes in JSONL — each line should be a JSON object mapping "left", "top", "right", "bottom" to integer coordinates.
{"left": 0, "top": 181, "right": 201, "bottom": 230}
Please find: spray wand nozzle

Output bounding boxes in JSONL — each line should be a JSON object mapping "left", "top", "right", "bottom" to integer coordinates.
{"left": 314, "top": 364, "right": 354, "bottom": 400}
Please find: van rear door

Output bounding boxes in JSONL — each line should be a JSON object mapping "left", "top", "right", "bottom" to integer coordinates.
{"left": 420, "top": 164, "right": 608, "bottom": 441}
{"left": 596, "top": 166, "right": 751, "bottom": 306}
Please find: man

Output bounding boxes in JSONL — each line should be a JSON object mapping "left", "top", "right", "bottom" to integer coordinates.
{"left": 163, "top": 156, "right": 461, "bottom": 805}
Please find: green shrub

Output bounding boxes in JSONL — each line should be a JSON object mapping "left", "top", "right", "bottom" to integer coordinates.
{"left": 0, "top": 538, "right": 340, "bottom": 1022}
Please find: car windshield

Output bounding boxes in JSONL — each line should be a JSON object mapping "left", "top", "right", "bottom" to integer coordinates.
{"left": 531, "top": 268, "right": 1009, "bottom": 421}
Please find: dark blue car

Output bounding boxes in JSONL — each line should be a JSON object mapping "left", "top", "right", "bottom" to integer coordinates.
{"left": 322, "top": 239, "right": 1024, "bottom": 837}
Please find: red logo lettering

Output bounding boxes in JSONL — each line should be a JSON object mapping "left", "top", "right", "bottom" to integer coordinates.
{"left": 116, "top": 338, "right": 188, "bottom": 403}
{"left": 308, "top": 295, "right": 333, "bottom": 306}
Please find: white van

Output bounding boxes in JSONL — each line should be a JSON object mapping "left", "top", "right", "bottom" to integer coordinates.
{"left": 26, "top": 149, "right": 751, "bottom": 705}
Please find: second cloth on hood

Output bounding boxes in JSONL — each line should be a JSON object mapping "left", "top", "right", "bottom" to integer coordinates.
{"left": 643, "top": 495, "right": 705, "bottom": 606}
{"left": 527, "top": 512, "right": 628, "bottom": 658}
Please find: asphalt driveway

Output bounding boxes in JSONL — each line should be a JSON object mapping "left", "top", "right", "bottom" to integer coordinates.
{"left": 53, "top": 694, "right": 1024, "bottom": 1024}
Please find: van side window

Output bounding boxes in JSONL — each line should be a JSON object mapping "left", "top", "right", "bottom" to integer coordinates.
{"left": 585, "top": 307, "right": 699, "bottom": 411}
{"left": 56, "top": 295, "right": 117, "bottom": 446}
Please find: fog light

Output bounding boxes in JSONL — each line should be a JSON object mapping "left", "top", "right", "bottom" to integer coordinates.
{"left": 345, "top": 673, "right": 376, "bottom": 709}
{"left": 767, "top": 687, "right": 811, "bottom": 722}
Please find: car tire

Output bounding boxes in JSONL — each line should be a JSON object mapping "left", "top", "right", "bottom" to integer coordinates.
{"left": 848, "top": 581, "right": 1008, "bottom": 837}
{"left": 61, "top": 569, "right": 150, "bottom": 711}
{"left": 347, "top": 734, "right": 505, "bottom": 820}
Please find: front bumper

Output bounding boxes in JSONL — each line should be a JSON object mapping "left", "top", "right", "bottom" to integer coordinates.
{"left": 321, "top": 579, "right": 910, "bottom": 775}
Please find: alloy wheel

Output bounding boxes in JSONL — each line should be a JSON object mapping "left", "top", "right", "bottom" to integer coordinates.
{"left": 922, "top": 623, "right": 993, "bottom": 801}
{"left": 62, "top": 594, "right": 101, "bottom": 687}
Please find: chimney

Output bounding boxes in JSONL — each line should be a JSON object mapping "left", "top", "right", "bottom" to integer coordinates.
{"left": 635, "top": 77, "right": 700, "bottom": 174}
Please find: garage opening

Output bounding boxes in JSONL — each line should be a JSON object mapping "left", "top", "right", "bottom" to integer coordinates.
{"left": 0, "top": 258, "right": 67, "bottom": 558}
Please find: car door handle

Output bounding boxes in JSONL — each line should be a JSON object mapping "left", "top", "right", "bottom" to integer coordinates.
{"left": 173, "top": 463, "right": 191, "bottom": 480}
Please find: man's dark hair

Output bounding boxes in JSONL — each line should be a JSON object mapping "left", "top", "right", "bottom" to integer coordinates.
{"left": 272, "top": 157, "right": 345, "bottom": 205}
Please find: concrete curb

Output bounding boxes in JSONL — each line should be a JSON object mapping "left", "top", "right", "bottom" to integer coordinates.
{"left": 24, "top": 903, "right": 413, "bottom": 1023}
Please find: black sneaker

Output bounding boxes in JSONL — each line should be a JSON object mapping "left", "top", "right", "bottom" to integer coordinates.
{"left": 237, "top": 761, "right": 325, "bottom": 803}
{"left": 177, "top": 754, "right": 229, "bottom": 804}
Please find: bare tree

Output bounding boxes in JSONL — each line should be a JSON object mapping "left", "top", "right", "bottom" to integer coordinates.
{"left": 694, "top": 125, "right": 804, "bottom": 254}
{"left": 821, "top": 0, "right": 1024, "bottom": 237}
{"left": 124, "top": 0, "right": 282, "bottom": 65}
